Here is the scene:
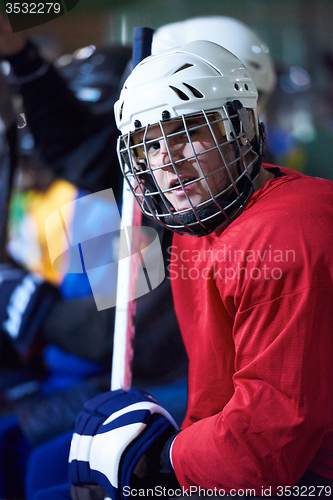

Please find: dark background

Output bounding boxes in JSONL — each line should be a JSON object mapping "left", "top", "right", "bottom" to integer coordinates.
{"left": 1, "top": 0, "right": 332, "bottom": 179}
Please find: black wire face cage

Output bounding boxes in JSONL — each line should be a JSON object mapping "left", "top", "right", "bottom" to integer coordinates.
{"left": 117, "top": 102, "right": 261, "bottom": 237}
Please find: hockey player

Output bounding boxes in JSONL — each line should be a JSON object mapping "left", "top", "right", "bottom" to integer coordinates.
{"left": 68, "top": 40, "right": 333, "bottom": 499}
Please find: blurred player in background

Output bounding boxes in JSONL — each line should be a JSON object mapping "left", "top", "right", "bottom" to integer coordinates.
{"left": 0, "top": 14, "right": 187, "bottom": 499}
{"left": 152, "top": 16, "right": 276, "bottom": 116}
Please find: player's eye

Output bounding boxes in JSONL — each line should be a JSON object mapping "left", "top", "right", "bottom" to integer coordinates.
{"left": 187, "top": 128, "right": 198, "bottom": 138}
{"left": 147, "top": 141, "right": 161, "bottom": 155}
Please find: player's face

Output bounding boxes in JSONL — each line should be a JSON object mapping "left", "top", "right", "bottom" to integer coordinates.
{"left": 134, "top": 116, "right": 235, "bottom": 211}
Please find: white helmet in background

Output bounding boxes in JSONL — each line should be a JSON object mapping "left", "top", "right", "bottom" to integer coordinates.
{"left": 152, "top": 16, "right": 276, "bottom": 113}
{"left": 115, "top": 40, "right": 265, "bottom": 237}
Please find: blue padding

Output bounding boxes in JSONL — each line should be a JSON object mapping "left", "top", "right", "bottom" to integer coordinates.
{"left": 0, "top": 414, "right": 32, "bottom": 499}
{"left": 59, "top": 272, "right": 92, "bottom": 300}
{"left": 43, "top": 346, "right": 103, "bottom": 378}
{"left": 41, "top": 345, "right": 105, "bottom": 394}
{"left": 26, "top": 431, "right": 73, "bottom": 500}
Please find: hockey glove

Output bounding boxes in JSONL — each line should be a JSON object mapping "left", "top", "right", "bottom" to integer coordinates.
{"left": 0, "top": 264, "right": 61, "bottom": 359}
{"left": 69, "top": 388, "right": 180, "bottom": 500}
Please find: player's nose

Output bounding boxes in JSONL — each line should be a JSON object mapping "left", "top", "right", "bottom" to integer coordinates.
{"left": 159, "top": 139, "right": 184, "bottom": 170}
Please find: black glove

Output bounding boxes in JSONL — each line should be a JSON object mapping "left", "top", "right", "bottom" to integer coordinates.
{"left": 0, "top": 264, "right": 61, "bottom": 359}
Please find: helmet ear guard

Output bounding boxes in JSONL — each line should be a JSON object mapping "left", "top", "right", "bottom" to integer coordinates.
{"left": 224, "top": 100, "right": 257, "bottom": 148}
{"left": 224, "top": 99, "right": 266, "bottom": 167}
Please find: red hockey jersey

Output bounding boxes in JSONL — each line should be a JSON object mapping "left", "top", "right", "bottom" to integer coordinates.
{"left": 170, "top": 166, "right": 333, "bottom": 493}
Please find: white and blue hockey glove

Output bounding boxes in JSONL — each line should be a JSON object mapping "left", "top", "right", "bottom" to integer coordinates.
{"left": 0, "top": 264, "right": 60, "bottom": 358}
{"left": 69, "top": 388, "right": 180, "bottom": 500}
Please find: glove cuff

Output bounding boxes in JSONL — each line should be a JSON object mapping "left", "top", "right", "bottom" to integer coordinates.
{"left": 160, "top": 431, "right": 180, "bottom": 473}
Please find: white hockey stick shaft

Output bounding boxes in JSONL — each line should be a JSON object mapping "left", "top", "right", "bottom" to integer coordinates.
{"left": 111, "top": 27, "right": 154, "bottom": 391}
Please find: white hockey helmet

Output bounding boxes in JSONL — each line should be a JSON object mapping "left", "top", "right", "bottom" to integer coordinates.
{"left": 115, "top": 40, "right": 265, "bottom": 236}
{"left": 152, "top": 16, "right": 276, "bottom": 113}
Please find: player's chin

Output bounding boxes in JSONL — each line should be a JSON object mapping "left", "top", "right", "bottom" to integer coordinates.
{"left": 169, "top": 194, "right": 204, "bottom": 212}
